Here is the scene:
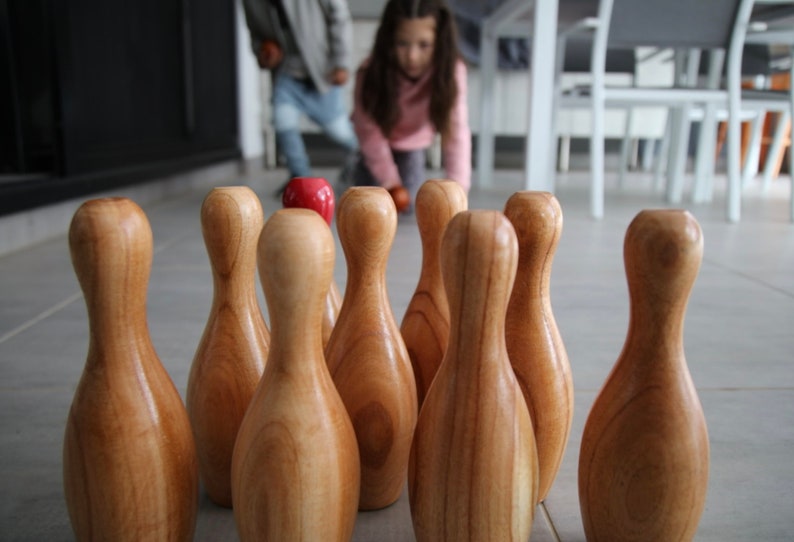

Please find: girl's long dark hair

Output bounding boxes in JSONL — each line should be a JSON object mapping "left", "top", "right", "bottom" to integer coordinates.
{"left": 361, "top": 0, "right": 460, "bottom": 139}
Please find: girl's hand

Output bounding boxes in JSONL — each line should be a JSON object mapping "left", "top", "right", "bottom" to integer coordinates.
{"left": 257, "top": 40, "right": 283, "bottom": 70}
{"left": 328, "top": 68, "right": 349, "bottom": 86}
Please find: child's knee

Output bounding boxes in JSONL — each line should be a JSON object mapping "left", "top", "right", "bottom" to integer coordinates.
{"left": 272, "top": 103, "right": 303, "bottom": 132}
{"left": 324, "top": 116, "right": 358, "bottom": 150}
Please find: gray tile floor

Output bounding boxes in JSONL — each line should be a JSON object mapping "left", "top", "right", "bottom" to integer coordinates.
{"left": 1, "top": 160, "right": 793, "bottom": 540}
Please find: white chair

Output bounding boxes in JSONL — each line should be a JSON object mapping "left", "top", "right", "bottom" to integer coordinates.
{"left": 690, "top": 1, "right": 794, "bottom": 221}
{"left": 555, "top": 0, "right": 756, "bottom": 220}
{"left": 462, "top": 0, "right": 645, "bottom": 188}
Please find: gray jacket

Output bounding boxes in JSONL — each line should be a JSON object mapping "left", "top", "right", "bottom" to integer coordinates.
{"left": 242, "top": 0, "right": 353, "bottom": 93}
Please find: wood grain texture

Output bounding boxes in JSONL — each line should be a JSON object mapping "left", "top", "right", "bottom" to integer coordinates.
{"left": 63, "top": 197, "right": 198, "bottom": 541}
{"left": 579, "top": 209, "right": 709, "bottom": 542}
{"left": 281, "top": 176, "right": 342, "bottom": 349}
{"left": 401, "top": 179, "right": 468, "bottom": 409}
{"left": 187, "top": 187, "right": 269, "bottom": 507}
{"left": 231, "top": 208, "right": 360, "bottom": 541}
{"left": 409, "top": 210, "right": 538, "bottom": 542}
{"left": 325, "top": 187, "right": 418, "bottom": 510}
{"left": 504, "top": 191, "right": 574, "bottom": 502}
{"left": 323, "top": 280, "right": 343, "bottom": 349}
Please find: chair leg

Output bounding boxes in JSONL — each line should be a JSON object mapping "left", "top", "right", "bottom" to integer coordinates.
{"left": 558, "top": 135, "right": 571, "bottom": 172}
{"left": 617, "top": 110, "right": 633, "bottom": 188}
{"left": 591, "top": 91, "right": 605, "bottom": 218}
{"left": 654, "top": 115, "right": 672, "bottom": 191}
{"left": 667, "top": 49, "right": 701, "bottom": 204}
{"left": 666, "top": 105, "right": 693, "bottom": 204}
{"left": 742, "top": 113, "right": 765, "bottom": 188}
{"left": 476, "top": 28, "right": 498, "bottom": 189}
{"left": 591, "top": 123, "right": 605, "bottom": 219}
{"left": 727, "top": 98, "right": 742, "bottom": 223}
{"left": 692, "top": 48, "right": 724, "bottom": 204}
{"left": 761, "top": 111, "right": 790, "bottom": 192}
{"left": 587, "top": 0, "right": 612, "bottom": 219}
{"left": 640, "top": 139, "right": 656, "bottom": 172}
{"left": 789, "top": 174, "right": 794, "bottom": 222}
{"left": 692, "top": 106, "right": 719, "bottom": 203}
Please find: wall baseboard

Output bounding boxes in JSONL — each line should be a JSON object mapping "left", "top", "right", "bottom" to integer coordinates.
{"left": 0, "top": 160, "right": 243, "bottom": 259}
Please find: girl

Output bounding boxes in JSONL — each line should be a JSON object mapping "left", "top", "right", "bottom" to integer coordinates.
{"left": 350, "top": 0, "right": 471, "bottom": 209}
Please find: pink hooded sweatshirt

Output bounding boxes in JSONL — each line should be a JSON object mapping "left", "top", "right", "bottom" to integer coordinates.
{"left": 351, "top": 58, "right": 471, "bottom": 191}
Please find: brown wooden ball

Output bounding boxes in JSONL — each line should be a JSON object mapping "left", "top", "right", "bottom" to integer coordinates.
{"left": 388, "top": 186, "right": 411, "bottom": 213}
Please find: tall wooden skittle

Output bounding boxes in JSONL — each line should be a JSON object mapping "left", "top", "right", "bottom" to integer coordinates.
{"left": 408, "top": 210, "right": 538, "bottom": 542}
{"left": 503, "top": 191, "right": 573, "bottom": 502}
{"left": 187, "top": 186, "right": 269, "bottom": 507}
{"left": 401, "top": 179, "right": 467, "bottom": 409}
{"left": 324, "top": 276, "right": 343, "bottom": 349}
{"left": 325, "top": 186, "right": 418, "bottom": 510}
{"left": 282, "top": 176, "right": 342, "bottom": 348}
{"left": 579, "top": 209, "right": 709, "bottom": 542}
{"left": 63, "top": 197, "right": 198, "bottom": 541}
{"left": 231, "top": 208, "right": 360, "bottom": 541}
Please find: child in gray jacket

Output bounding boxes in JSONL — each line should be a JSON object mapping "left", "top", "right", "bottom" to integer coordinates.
{"left": 243, "top": 0, "right": 359, "bottom": 195}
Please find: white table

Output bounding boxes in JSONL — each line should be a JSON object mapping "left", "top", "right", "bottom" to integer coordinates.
{"left": 476, "top": 0, "right": 560, "bottom": 192}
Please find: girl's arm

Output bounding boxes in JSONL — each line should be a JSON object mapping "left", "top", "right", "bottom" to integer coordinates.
{"left": 351, "top": 68, "right": 402, "bottom": 188}
{"left": 441, "top": 60, "right": 472, "bottom": 192}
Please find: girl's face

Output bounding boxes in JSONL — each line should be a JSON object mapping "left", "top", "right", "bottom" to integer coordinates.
{"left": 394, "top": 16, "right": 436, "bottom": 80}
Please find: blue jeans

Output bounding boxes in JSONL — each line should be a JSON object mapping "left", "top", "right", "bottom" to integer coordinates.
{"left": 272, "top": 73, "right": 358, "bottom": 177}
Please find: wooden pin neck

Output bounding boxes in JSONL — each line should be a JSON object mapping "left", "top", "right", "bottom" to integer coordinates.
{"left": 622, "top": 209, "right": 703, "bottom": 349}
{"left": 624, "top": 209, "right": 703, "bottom": 308}
{"left": 443, "top": 210, "right": 518, "bottom": 356}
{"left": 258, "top": 209, "right": 333, "bottom": 358}
{"left": 69, "top": 198, "right": 153, "bottom": 327}
{"left": 504, "top": 192, "right": 562, "bottom": 263}
{"left": 337, "top": 187, "right": 396, "bottom": 273}
{"left": 201, "top": 186, "right": 263, "bottom": 278}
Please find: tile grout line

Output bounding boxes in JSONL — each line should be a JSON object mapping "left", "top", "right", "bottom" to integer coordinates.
{"left": 151, "top": 227, "right": 198, "bottom": 255}
{"left": 0, "top": 230, "right": 196, "bottom": 347}
{"left": 702, "top": 257, "right": 794, "bottom": 300}
{"left": 539, "top": 500, "right": 563, "bottom": 542}
{"left": 0, "top": 292, "right": 83, "bottom": 345}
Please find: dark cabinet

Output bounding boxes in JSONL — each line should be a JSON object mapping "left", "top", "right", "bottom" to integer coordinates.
{"left": 0, "top": 0, "right": 239, "bottom": 215}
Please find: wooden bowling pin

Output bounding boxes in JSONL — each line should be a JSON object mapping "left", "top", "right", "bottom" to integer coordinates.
{"left": 324, "top": 277, "right": 343, "bottom": 348}
{"left": 325, "top": 186, "right": 418, "bottom": 510}
{"left": 186, "top": 186, "right": 269, "bottom": 507}
{"left": 503, "top": 191, "right": 573, "bottom": 502}
{"left": 282, "top": 176, "right": 343, "bottom": 349}
{"left": 63, "top": 197, "right": 198, "bottom": 541}
{"left": 231, "top": 208, "right": 360, "bottom": 541}
{"left": 578, "top": 209, "right": 709, "bottom": 542}
{"left": 408, "top": 210, "right": 538, "bottom": 542}
{"left": 401, "top": 179, "right": 467, "bottom": 409}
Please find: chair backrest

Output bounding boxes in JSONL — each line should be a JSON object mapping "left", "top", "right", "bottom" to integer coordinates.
{"left": 607, "top": 0, "right": 745, "bottom": 50}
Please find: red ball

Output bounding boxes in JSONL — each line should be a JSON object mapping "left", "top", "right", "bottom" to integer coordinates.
{"left": 282, "top": 177, "right": 335, "bottom": 225}
{"left": 388, "top": 186, "right": 410, "bottom": 213}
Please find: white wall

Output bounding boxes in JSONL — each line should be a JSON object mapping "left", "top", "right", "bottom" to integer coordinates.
{"left": 235, "top": 0, "right": 265, "bottom": 160}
